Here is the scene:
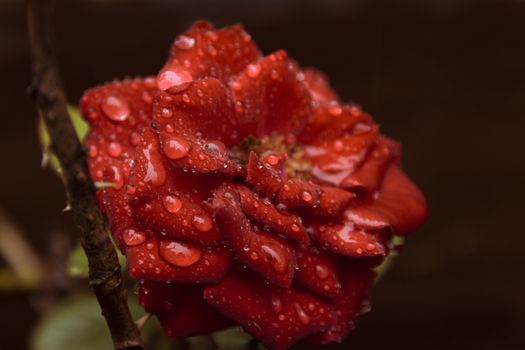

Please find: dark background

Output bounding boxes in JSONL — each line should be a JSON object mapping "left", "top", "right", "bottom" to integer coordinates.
{"left": 1, "top": 0, "right": 524, "bottom": 349}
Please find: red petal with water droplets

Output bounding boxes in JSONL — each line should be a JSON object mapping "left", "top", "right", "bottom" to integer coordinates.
{"left": 309, "top": 262, "right": 375, "bottom": 344}
{"left": 139, "top": 281, "right": 233, "bottom": 337}
{"left": 154, "top": 78, "right": 239, "bottom": 146}
{"left": 345, "top": 165, "right": 427, "bottom": 235}
{"left": 301, "top": 68, "right": 340, "bottom": 105}
{"left": 80, "top": 22, "right": 427, "bottom": 349}
{"left": 204, "top": 268, "right": 337, "bottom": 350}
{"left": 127, "top": 236, "right": 231, "bottom": 283}
{"left": 342, "top": 136, "right": 400, "bottom": 192}
{"left": 306, "top": 125, "right": 380, "bottom": 188}
{"left": 299, "top": 104, "right": 372, "bottom": 144}
{"left": 313, "top": 222, "right": 388, "bottom": 258}
{"left": 211, "top": 185, "right": 297, "bottom": 287}
{"left": 81, "top": 77, "right": 158, "bottom": 246}
{"left": 167, "top": 21, "right": 261, "bottom": 82}
{"left": 231, "top": 50, "right": 313, "bottom": 138}
{"left": 295, "top": 247, "right": 342, "bottom": 298}
{"left": 236, "top": 185, "right": 309, "bottom": 245}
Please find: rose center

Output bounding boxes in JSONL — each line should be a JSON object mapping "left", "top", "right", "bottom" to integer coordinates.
{"left": 229, "top": 134, "right": 312, "bottom": 179}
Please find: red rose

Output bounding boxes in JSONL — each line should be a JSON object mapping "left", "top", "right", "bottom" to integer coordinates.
{"left": 81, "top": 21, "right": 427, "bottom": 349}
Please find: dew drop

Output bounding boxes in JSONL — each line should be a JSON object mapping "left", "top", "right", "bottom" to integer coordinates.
{"left": 101, "top": 96, "right": 130, "bottom": 122}
{"left": 108, "top": 141, "right": 122, "bottom": 158}
{"left": 301, "top": 191, "right": 313, "bottom": 202}
{"left": 328, "top": 105, "right": 343, "bottom": 116}
{"left": 270, "top": 293, "right": 283, "bottom": 314}
{"left": 163, "top": 135, "right": 190, "bottom": 160}
{"left": 366, "top": 243, "right": 376, "bottom": 251}
{"left": 157, "top": 65, "right": 193, "bottom": 93}
{"left": 265, "top": 154, "right": 279, "bottom": 166}
{"left": 294, "top": 304, "right": 311, "bottom": 325}
{"left": 174, "top": 35, "right": 195, "bottom": 50}
{"left": 246, "top": 63, "right": 261, "bottom": 78}
{"left": 123, "top": 228, "right": 146, "bottom": 246}
{"left": 261, "top": 244, "right": 287, "bottom": 273}
{"left": 315, "top": 264, "right": 329, "bottom": 280}
{"left": 163, "top": 195, "right": 182, "bottom": 214}
{"left": 291, "top": 223, "right": 301, "bottom": 232}
{"left": 205, "top": 31, "right": 219, "bottom": 41}
{"left": 250, "top": 251, "right": 259, "bottom": 261}
{"left": 192, "top": 214, "right": 213, "bottom": 232}
{"left": 333, "top": 139, "right": 344, "bottom": 152}
{"left": 231, "top": 81, "right": 242, "bottom": 91}
{"left": 159, "top": 240, "right": 202, "bottom": 267}
{"left": 88, "top": 145, "right": 98, "bottom": 158}
{"left": 161, "top": 106, "right": 173, "bottom": 118}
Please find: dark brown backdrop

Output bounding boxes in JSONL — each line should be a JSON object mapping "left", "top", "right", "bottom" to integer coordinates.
{"left": 1, "top": 0, "right": 524, "bottom": 349}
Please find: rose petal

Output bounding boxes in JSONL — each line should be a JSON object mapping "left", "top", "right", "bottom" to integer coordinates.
{"left": 231, "top": 50, "right": 313, "bottom": 138}
{"left": 167, "top": 21, "right": 261, "bottom": 82}
{"left": 211, "top": 185, "right": 297, "bottom": 287}
{"left": 299, "top": 104, "right": 372, "bottom": 144}
{"left": 309, "top": 262, "right": 375, "bottom": 344}
{"left": 153, "top": 78, "right": 239, "bottom": 146}
{"left": 345, "top": 165, "right": 427, "bottom": 235}
{"left": 139, "top": 281, "right": 233, "bottom": 337}
{"left": 295, "top": 246, "right": 342, "bottom": 298}
{"left": 80, "top": 77, "right": 157, "bottom": 246}
{"left": 313, "top": 222, "right": 388, "bottom": 258}
{"left": 127, "top": 236, "right": 232, "bottom": 283}
{"left": 204, "top": 268, "right": 336, "bottom": 349}
{"left": 342, "top": 136, "right": 400, "bottom": 192}
{"left": 301, "top": 68, "right": 340, "bottom": 106}
{"left": 305, "top": 124, "right": 379, "bottom": 188}
{"left": 236, "top": 185, "right": 309, "bottom": 245}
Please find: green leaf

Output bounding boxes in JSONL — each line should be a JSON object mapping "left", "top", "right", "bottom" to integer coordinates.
{"left": 31, "top": 294, "right": 115, "bottom": 350}
{"left": 38, "top": 104, "right": 89, "bottom": 176}
{"left": 31, "top": 293, "right": 180, "bottom": 350}
{"left": 374, "top": 236, "right": 405, "bottom": 280}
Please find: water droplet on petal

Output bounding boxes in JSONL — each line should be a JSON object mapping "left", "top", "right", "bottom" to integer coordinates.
{"left": 157, "top": 65, "right": 193, "bottom": 93}
{"left": 246, "top": 63, "right": 261, "bottom": 78}
{"left": 266, "top": 154, "right": 279, "bottom": 166}
{"left": 123, "top": 228, "right": 146, "bottom": 246}
{"left": 159, "top": 240, "right": 202, "bottom": 267}
{"left": 174, "top": 35, "right": 195, "bottom": 50}
{"left": 294, "top": 304, "right": 311, "bottom": 325}
{"left": 163, "top": 135, "right": 190, "bottom": 160}
{"left": 163, "top": 195, "right": 182, "bottom": 214}
{"left": 192, "top": 214, "right": 213, "bottom": 232}
{"left": 315, "top": 264, "right": 329, "bottom": 280}
{"left": 261, "top": 244, "right": 287, "bottom": 273}
{"left": 270, "top": 293, "right": 283, "bottom": 314}
{"left": 88, "top": 145, "right": 98, "bottom": 158}
{"left": 231, "top": 81, "right": 242, "bottom": 91}
{"left": 328, "top": 105, "right": 343, "bottom": 116}
{"left": 108, "top": 142, "right": 122, "bottom": 158}
{"left": 366, "top": 243, "right": 377, "bottom": 251}
{"left": 101, "top": 96, "right": 130, "bottom": 122}
{"left": 301, "top": 191, "right": 313, "bottom": 202}
{"left": 161, "top": 106, "right": 173, "bottom": 118}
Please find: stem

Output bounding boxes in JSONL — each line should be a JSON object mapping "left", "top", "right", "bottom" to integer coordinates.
{"left": 26, "top": 1, "right": 143, "bottom": 349}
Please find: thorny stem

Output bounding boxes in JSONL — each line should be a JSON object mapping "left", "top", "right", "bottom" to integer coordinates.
{"left": 26, "top": 0, "right": 143, "bottom": 349}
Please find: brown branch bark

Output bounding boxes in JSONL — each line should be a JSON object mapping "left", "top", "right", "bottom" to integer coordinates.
{"left": 26, "top": 0, "right": 143, "bottom": 349}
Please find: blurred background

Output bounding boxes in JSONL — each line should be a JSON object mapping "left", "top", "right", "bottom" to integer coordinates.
{"left": 1, "top": 0, "right": 524, "bottom": 349}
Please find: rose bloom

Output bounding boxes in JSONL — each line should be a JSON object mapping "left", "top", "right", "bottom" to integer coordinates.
{"left": 81, "top": 21, "right": 427, "bottom": 349}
